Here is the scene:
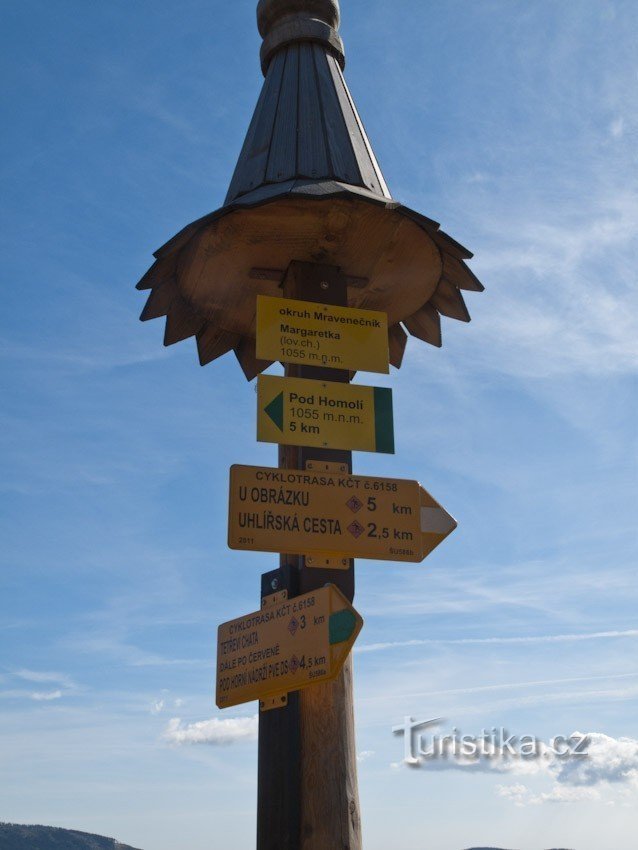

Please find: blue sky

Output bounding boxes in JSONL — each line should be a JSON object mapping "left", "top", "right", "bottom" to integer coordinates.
{"left": 1, "top": 1, "right": 637, "bottom": 848}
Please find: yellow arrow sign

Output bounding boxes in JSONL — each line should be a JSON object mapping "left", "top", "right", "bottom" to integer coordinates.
{"left": 228, "top": 464, "right": 457, "bottom": 563}
{"left": 257, "top": 375, "right": 394, "bottom": 453}
{"left": 256, "top": 295, "right": 390, "bottom": 374}
{"left": 216, "top": 584, "right": 363, "bottom": 709}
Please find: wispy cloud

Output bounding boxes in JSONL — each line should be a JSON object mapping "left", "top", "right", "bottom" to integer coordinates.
{"left": 30, "top": 690, "right": 63, "bottom": 702}
{"left": 497, "top": 782, "right": 601, "bottom": 806}
{"left": 14, "top": 669, "right": 76, "bottom": 688}
{"left": 451, "top": 185, "right": 638, "bottom": 381}
{"left": 357, "top": 628, "right": 638, "bottom": 654}
{"left": 367, "top": 672, "right": 638, "bottom": 704}
{"left": 0, "top": 688, "right": 63, "bottom": 702}
{"left": 0, "top": 670, "right": 78, "bottom": 703}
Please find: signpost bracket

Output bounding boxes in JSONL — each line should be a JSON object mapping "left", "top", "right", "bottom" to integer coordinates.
{"left": 260, "top": 693, "right": 289, "bottom": 712}
{"left": 305, "top": 460, "right": 348, "bottom": 475}
{"left": 305, "top": 461, "right": 350, "bottom": 569}
{"left": 261, "top": 590, "right": 288, "bottom": 608}
{"left": 305, "top": 554, "right": 350, "bottom": 570}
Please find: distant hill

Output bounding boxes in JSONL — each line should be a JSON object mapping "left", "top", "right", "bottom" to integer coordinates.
{"left": 0, "top": 824, "right": 141, "bottom": 850}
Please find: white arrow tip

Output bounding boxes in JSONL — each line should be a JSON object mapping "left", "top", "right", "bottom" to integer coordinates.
{"left": 420, "top": 507, "right": 457, "bottom": 536}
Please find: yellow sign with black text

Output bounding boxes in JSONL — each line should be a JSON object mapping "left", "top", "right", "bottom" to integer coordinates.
{"left": 228, "top": 464, "right": 457, "bottom": 563}
{"left": 216, "top": 584, "right": 363, "bottom": 709}
{"left": 256, "top": 375, "right": 394, "bottom": 453}
{"left": 256, "top": 295, "right": 389, "bottom": 374}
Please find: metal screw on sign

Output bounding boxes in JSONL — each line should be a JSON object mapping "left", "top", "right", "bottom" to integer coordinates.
{"left": 270, "top": 578, "right": 279, "bottom": 591}
{"left": 320, "top": 281, "right": 329, "bottom": 290}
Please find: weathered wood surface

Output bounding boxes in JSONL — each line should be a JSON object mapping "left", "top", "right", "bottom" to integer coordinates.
{"left": 299, "top": 655, "right": 360, "bottom": 850}
{"left": 404, "top": 303, "right": 442, "bottom": 347}
{"left": 257, "top": 566, "right": 301, "bottom": 850}
{"left": 138, "top": 191, "right": 483, "bottom": 370}
{"left": 196, "top": 325, "right": 240, "bottom": 366}
{"left": 431, "top": 277, "right": 471, "bottom": 322}
{"left": 388, "top": 322, "right": 408, "bottom": 368}
{"left": 225, "top": 40, "right": 389, "bottom": 206}
{"left": 172, "top": 198, "right": 442, "bottom": 331}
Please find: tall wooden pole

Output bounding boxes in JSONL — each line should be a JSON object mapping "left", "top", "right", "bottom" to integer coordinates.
{"left": 257, "top": 262, "right": 362, "bottom": 850}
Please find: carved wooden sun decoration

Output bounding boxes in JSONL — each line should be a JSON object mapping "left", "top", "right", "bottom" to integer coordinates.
{"left": 137, "top": 0, "right": 484, "bottom": 379}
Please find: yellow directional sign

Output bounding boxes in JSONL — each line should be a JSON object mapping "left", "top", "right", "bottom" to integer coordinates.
{"left": 216, "top": 584, "right": 363, "bottom": 709}
{"left": 228, "top": 464, "right": 457, "bottom": 563}
{"left": 257, "top": 375, "right": 394, "bottom": 453}
{"left": 256, "top": 295, "right": 389, "bottom": 374}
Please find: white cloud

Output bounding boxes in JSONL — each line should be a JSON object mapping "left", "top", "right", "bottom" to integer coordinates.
{"left": 535, "top": 785, "right": 601, "bottom": 805}
{"left": 150, "top": 699, "right": 165, "bottom": 715}
{"left": 404, "top": 739, "right": 552, "bottom": 778}
{"left": 496, "top": 783, "right": 529, "bottom": 806}
{"left": 30, "top": 690, "right": 63, "bottom": 702}
{"left": 553, "top": 732, "right": 638, "bottom": 788}
{"left": 399, "top": 727, "right": 638, "bottom": 794}
{"left": 163, "top": 715, "right": 258, "bottom": 746}
{"left": 610, "top": 117, "right": 624, "bottom": 138}
{"left": 494, "top": 733, "right": 638, "bottom": 806}
{"left": 0, "top": 670, "right": 78, "bottom": 703}
{"left": 357, "top": 751, "right": 375, "bottom": 763}
{"left": 497, "top": 783, "right": 601, "bottom": 806}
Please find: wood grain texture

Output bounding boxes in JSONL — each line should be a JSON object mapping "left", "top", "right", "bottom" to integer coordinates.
{"left": 225, "top": 37, "right": 390, "bottom": 206}
{"left": 234, "top": 336, "right": 273, "bottom": 381}
{"left": 225, "top": 50, "right": 287, "bottom": 203}
{"left": 432, "top": 229, "right": 474, "bottom": 260}
{"left": 266, "top": 46, "right": 300, "bottom": 183}
{"left": 403, "top": 303, "right": 442, "bottom": 347}
{"left": 299, "top": 656, "right": 360, "bottom": 850}
{"left": 388, "top": 323, "right": 408, "bottom": 368}
{"left": 297, "top": 43, "right": 331, "bottom": 178}
{"left": 140, "top": 280, "right": 179, "bottom": 321}
{"left": 312, "top": 44, "right": 361, "bottom": 186}
{"left": 163, "top": 296, "right": 206, "bottom": 346}
{"left": 176, "top": 198, "right": 441, "bottom": 336}
{"left": 442, "top": 253, "right": 484, "bottom": 292}
{"left": 258, "top": 567, "right": 301, "bottom": 850}
{"left": 196, "top": 324, "right": 240, "bottom": 366}
{"left": 430, "top": 278, "right": 471, "bottom": 322}
{"left": 326, "top": 52, "right": 388, "bottom": 196}
{"left": 136, "top": 256, "right": 177, "bottom": 291}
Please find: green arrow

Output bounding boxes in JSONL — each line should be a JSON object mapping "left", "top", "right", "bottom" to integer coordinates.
{"left": 264, "top": 391, "right": 284, "bottom": 431}
{"left": 329, "top": 609, "right": 357, "bottom": 645}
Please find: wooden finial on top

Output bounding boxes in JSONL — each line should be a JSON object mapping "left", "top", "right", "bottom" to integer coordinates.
{"left": 257, "top": 0, "right": 344, "bottom": 74}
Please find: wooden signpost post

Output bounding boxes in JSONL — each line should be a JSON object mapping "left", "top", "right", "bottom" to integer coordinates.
{"left": 135, "top": 1, "right": 485, "bottom": 848}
